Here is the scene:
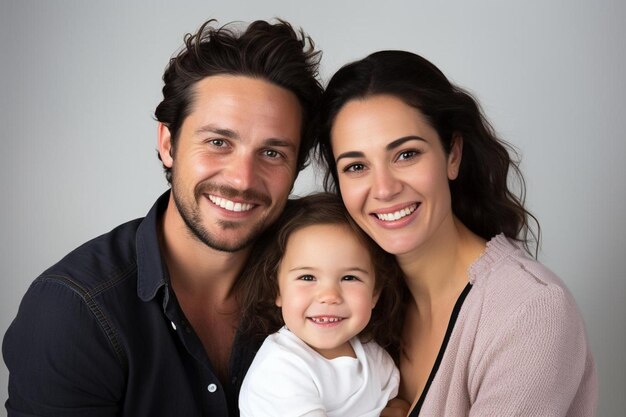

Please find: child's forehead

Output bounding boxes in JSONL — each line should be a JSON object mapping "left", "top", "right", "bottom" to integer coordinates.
{"left": 291, "top": 222, "right": 357, "bottom": 240}
{"left": 286, "top": 223, "right": 375, "bottom": 261}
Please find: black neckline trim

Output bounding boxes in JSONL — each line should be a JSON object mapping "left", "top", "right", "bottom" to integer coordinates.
{"left": 410, "top": 282, "right": 473, "bottom": 416}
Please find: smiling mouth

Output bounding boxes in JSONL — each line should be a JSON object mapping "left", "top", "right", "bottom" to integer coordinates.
{"left": 208, "top": 195, "right": 254, "bottom": 212}
{"left": 309, "top": 316, "right": 344, "bottom": 324}
{"left": 374, "top": 203, "right": 418, "bottom": 222}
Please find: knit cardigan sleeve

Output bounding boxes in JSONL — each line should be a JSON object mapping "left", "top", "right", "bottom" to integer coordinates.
{"left": 467, "top": 283, "right": 594, "bottom": 416}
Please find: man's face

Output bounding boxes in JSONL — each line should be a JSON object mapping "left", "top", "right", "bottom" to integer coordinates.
{"left": 159, "top": 75, "right": 302, "bottom": 252}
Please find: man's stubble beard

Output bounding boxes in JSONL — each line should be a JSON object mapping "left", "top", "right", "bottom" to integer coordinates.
{"left": 170, "top": 174, "right": 275, "bottom": 253}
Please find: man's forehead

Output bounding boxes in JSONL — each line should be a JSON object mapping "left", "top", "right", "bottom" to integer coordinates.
{"left": 182, "top": 76, "right": 303, "bottom": 146}
{"left": 191, "top": 74, "right": 299, "bottom": 104}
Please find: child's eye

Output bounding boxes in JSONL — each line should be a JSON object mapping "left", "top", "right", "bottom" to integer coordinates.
{"left": 341, "top": 275, "right": 360, "bottom": 282}
{"left": 297, "top": 275, "right": 315, "bottom": 281}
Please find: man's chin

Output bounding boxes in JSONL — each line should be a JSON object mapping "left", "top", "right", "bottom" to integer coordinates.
{"left": 175, "top": 204, "right": 261, "bottom": 253}
{"left": 205, "top": 239, "right": 254, "bottom": 253}
{"left": 192, "top": 226, "right": 262, "bottom": 253}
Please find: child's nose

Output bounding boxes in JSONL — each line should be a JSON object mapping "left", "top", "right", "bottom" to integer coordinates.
{"left": 317, "top": 283, "right": 342, "bottom": 304}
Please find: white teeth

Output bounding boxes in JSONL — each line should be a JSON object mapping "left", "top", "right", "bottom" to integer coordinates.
{"left": 208, "top": 195, "right": 253, "bottom": 212}
{"left": 375, "top": 204, "right": 418, "bottom": 222}
{"left": 310, "top": 317, "right": 342, "bottom": 324}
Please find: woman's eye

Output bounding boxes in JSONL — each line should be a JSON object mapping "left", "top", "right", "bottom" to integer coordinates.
{"left": 344, "top": 163, "right": 365, "bottom": 173}
{"left": 397, "top": 150, "right": 418, "bottom": 161}
{"left": 298, "top": 275, "right": 315, "bottom": 281}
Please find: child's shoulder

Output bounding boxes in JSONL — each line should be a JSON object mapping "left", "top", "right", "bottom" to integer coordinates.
{"left": 253, "top": 327, "right": 319, "bottom": 367}
{"left": 358, "top": 339, "right": 398, "bottom": 373}
{"left": 358, "top": 338, "right": 393, "bottom": 361}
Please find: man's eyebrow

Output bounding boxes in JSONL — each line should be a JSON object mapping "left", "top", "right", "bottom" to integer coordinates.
{"left": 265, "top": 138, "right": 297, "bottom": 150}
{"left": 194, "top": 126, "right": 296, "bottom": 150}
{"left": 195, "top": 125, "right": 239, "bottom": 139}
{"left": 335, "top": 136, "right": 426, "bottom": 163}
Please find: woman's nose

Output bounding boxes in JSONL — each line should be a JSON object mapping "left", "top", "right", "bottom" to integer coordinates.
{"left": 371, "top": 168, "right": 401, "bottom": 201}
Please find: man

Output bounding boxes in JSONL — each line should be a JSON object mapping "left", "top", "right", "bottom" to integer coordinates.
{"left": 3, "top": 18, "right": 322, "bottom": 416}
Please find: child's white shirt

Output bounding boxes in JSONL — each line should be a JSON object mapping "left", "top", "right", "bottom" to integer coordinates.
{"left": 239, "top": 326, "right": 399, "bottom": 417}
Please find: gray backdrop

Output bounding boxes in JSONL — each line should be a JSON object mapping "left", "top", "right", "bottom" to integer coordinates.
{"left": 1, "top": 1, "right": 624, "bottom": 415}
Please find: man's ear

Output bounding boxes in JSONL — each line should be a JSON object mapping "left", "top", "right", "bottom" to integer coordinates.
{"left": 447, "top": 133, "right": 463, "bottom": 180}
{"left": 157, "top": 123, "right": 174, "bottom": 168}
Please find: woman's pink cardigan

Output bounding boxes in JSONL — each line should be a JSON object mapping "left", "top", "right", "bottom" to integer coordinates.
{"left": 415, "top": 235, "right": 597, "bottom": 416}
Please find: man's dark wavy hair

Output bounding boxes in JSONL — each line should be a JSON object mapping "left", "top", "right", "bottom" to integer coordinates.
{"left": 154, "top": 18, "right": 323, "bottom": 183}
{"left": 316, "top": 50, "right": 540, "bottom": 255}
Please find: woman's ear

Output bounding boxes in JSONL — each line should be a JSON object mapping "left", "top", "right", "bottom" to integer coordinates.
{"left": 447, "top": 133, "right": 463, "bottom": 180}
{"left": 157, "top": 122, "right": 174, "bottom": 168}
{"left": 275, "top": 294, "right": 282, "bottom": 308}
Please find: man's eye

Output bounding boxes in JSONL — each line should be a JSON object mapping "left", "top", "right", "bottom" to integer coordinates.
{"left": 210, "top": 139, "right": 226, "bottom": 147}
{"left": 264, "top": 149, "right": 281, "bottom": 159}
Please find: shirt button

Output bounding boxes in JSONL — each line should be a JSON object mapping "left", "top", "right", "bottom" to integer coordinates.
{"left": 207, "top": 383, "right": 218, "bottom": 393}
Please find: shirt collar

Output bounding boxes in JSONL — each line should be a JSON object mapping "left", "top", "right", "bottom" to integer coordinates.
{"left": 136, "top": 190, "right": 171, "bottom": 302}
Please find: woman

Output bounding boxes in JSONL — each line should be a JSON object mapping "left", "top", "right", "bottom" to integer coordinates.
{"left": 316, "top": 50, "right": 597, "bottom": 416}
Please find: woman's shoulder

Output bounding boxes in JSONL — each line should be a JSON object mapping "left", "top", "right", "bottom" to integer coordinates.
{"left": 466, "top": 234, "right": 582, "bottom": 322}
{"left": 470, "top": 234, "right": 567, "bottom": 291}
{"left": 455, "top": 236, "right": 597, "bottom": 417}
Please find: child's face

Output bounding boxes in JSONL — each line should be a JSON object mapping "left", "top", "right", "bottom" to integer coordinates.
{"left": 276, "top": 223, "right": 379, "bottom": 359}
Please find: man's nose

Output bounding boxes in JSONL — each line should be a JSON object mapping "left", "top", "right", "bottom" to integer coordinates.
{"left": 223, "top": 152, "right": 256, "bottom": 190}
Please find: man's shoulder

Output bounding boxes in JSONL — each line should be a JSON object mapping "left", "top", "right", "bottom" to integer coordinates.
{"left": 4, "top": 214, "right": 166, "bottom": 382}
{"left": 40, "top": 217, "right": 145, "bottom": 295}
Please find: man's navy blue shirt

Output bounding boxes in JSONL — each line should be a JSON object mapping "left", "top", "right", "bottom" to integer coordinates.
{"left": 3, "top": 191, "right": 256, "bottom": 416}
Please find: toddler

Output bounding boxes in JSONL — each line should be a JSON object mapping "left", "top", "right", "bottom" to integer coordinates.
{"left": 238, "top": 193, "right": 405, "bottom": 417}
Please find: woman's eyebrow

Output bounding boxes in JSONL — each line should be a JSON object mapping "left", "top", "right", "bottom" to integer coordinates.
{"left": 386, "top": 135, "right": 426, "bottom": 151}
{"left": 335, "top": 151, "right": 365, "bottom": 163}
{"left": 335, "top": 135, "right": 426, "bottom": 163}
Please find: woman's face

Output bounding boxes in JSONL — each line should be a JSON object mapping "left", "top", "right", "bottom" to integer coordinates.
{"left": 330, "top": 94, "right": 462, "bottom": 257}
